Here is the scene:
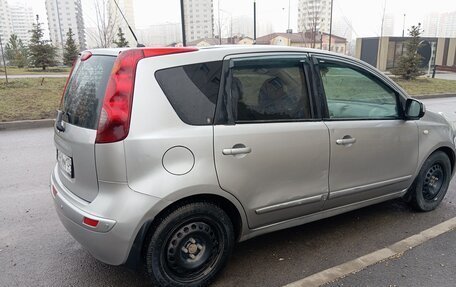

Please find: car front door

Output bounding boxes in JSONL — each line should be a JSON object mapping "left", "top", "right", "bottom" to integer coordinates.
{"left": 314, "top": 56, "right": 419, "bottom": 209}
{"left": 213, "top": 54, "right": 329, "bottom": 229}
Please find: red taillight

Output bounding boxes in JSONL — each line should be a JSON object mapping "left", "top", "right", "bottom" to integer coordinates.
{"left": 95, "top": 47, "right": 198, "bottom": 144}
{"left": 83, "top": 217, "right": 99, "bottom": 227}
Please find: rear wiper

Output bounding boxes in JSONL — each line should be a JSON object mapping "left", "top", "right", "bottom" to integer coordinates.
{"left": 55, "top": 110, "right": 67, "bottom": 132}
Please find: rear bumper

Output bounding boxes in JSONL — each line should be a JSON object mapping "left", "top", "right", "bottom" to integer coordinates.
{"left": 50, "top": 165, "right": 161, "bottom": 265}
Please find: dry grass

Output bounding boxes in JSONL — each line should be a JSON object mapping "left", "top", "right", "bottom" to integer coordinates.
{"left": 0, "top": 78, "right": 66, "bottom": 122}
{"left": 393, "top": 77, "right": 456, "bottom": 96}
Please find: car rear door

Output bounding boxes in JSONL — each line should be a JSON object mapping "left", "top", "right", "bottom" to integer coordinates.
{"left": 213, "top": 53, "right": 330, "bottom": 229}
{"left": 54, "top": 53, "right": 115, "bottom": 202}
{"left": 313, "top": 55, "right": 419, "bottom": 209}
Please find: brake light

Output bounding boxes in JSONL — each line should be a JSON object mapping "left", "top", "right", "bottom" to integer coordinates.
{"left": 95, "top": 47, "right": 197, "bottom": 143}
{"left": 80, "top": 51, "right": 92, "bottom": 61}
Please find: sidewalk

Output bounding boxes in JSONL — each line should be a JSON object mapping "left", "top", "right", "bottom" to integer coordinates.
{"left": 325, "top": 230, "right": 456, "bottom": 287}
{"left": 0, "top": 74, "right": 68, "bottom": 79}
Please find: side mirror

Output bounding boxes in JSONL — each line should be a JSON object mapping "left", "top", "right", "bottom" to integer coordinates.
{"left": 405, "top": 98, "right": 425, "bottom": 120}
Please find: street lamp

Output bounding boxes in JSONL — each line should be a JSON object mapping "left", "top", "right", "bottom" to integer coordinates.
{"left": 328, "top": 0, "right": 333, "bottom": 51}
{"left": 253, "top": 0, "right": 257, "bottom": 44}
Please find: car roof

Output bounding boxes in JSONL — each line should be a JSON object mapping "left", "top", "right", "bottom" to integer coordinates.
{"left": 88, "top": 45, "right": 342, "bottom": 58}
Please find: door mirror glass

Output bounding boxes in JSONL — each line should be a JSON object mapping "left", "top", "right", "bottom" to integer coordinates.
{"left": 405, "top": 98, "right": 425, "bottom": 120}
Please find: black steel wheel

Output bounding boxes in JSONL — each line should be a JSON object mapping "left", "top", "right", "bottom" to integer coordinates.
{"left": 145, "top": 202, "right": 234, "bottom": 287}
{"left": 408, "top": 151, "right": 452, "bottom": 211}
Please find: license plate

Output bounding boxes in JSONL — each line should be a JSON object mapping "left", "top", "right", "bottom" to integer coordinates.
{"left": 57, "top": 150, "right": 74, "bottom": 178}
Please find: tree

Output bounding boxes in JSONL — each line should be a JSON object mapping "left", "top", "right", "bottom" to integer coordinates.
{"left": 299, "top": 1, "right": 321, "bottom": 48}
{"left": 63, "top": 28, "right": 79, "bottom": 66}
{"left": 4, "top": 34, "right": 28, "bottom": 68}
{"left": 393, "top": 24, "right": 425, "bottom": 80}
{"left": 28, "top": 15, "right": 57, "bottom": 70}
{"left": 113, "top": 27, "right": 129, "bottom": 47}
{"left": 89, "top": 0, "right": 120, "bottom": 48}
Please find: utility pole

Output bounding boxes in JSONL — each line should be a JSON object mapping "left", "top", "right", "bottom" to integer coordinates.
{"left": 377, "top": 0, "right": 386, "bottom": 69}
{"left": 328, "top": 0, "right": 334, "bottom": 51}
{"left": 287, "top": 0, "right": 291, "bottom": 32}
{"left": 180, "top": 0, "right": 186, "bottom": 46}
{"left": 402, "top": 14, "right": 406, "bottom": 37}
{"left": 253, "top": 0, "right": 257, "bottom": 44}
{"left": 0, "top": 34, "right": 8, "bottom": 84}
{"left": 218, "top": 0, "right": 221, "bottom": 44}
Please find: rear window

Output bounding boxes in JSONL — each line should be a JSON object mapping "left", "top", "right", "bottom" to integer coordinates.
{"left": 61, "top": 55, "right": 115, "bottom": 129}
{"left": 155, "top": 61, "right": 223, "bottom": 125}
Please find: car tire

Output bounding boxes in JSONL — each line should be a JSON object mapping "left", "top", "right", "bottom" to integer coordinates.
{"left": 408, "top": 151, "right": 452, "bottom": 212}
{"left": 144, "top": 202, "right": 234, "bottom": 287}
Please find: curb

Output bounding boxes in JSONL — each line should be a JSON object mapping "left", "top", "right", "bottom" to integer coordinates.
{"left": 414, "top": 93, "right": 456, "bottom": 99}
{"left": 0, "top": 119, "right": 55, "bottom": 131}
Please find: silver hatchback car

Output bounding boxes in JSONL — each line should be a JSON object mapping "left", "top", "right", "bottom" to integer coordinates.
{"left": 51, "top": 46, "right": 455, "bottom": 286}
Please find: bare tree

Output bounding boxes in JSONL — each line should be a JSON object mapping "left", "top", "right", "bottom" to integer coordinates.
{"left": 94, "top": 0, "right": 120, "bottom": 48}
{"left": 300, "top": 0, "right": 321, "bottom": 48}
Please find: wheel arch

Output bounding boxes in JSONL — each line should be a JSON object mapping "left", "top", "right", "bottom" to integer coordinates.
{"left": 125, "top": 191, "right": 246, "bottom": 270}
{"left": 434, "top": 146, "right": 456, "bottom": 175}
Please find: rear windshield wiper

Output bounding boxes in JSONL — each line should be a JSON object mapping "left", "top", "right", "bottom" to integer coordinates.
{"left": 55, "top": 110, "right": 71, "bottom": 132}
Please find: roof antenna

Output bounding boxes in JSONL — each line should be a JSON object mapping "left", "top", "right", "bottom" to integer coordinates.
{"left": 113, "top": 0, "right": 144, "bottom": 47}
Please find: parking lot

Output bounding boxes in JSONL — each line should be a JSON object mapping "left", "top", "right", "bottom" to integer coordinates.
{"left": 1, "top": 97, "right": 455, "bottom": 287}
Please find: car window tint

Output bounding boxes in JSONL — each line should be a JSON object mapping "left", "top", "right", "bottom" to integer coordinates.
{"left": 231, "top": 58, "right": 311, "bottom": 122}
{"left": 319, "top": 62, "right": 398, "bottom": 119}
{"left": 155, "top": 61, "right": 222, "bottom": 125}
{"left": 62, "top": 55, "right": 115, "bottom": 129}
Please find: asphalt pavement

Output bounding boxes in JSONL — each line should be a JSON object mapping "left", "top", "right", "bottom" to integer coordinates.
{"left": 0, "top": 98, "right": 455, "bottom": 287}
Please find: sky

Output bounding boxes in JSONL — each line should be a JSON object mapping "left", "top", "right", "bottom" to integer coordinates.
{"left": 7, "top": 0, "right": 456, "bottom": 39}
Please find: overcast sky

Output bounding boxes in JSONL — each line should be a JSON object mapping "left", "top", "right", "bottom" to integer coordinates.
{"left": 9, "top": 0, "right": 456, "bottom": 39}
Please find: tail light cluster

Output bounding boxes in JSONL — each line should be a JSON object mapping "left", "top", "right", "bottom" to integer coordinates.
{"left": 95, "top": 47, "right": 198, "bottom": 144}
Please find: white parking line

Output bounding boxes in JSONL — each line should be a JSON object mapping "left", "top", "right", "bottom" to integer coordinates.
{"left": 283, "top": 216, "right": 456, "bottom": 287}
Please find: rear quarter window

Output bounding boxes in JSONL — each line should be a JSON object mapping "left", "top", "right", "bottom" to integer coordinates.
{"left": 155, "top": 61, "right": 223, "bottom": 125}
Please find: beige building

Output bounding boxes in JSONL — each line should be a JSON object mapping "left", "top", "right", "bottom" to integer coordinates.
{"left": 355, "top": 36, "right": 456, "bottom": 71}
{"left": 187, "top": 36, "right": 253, "bottom": 47}
{"left": 256, "top": 32, "right": 347, "bottom": 54}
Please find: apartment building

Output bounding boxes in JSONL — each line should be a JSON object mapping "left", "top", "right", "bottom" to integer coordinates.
{"left": 183, "top": 0, "right": 214, "bottom": 42}
{"left": 45, "top": 0, "right": 86, "bottom": 50}
{"left": 9, "top": 4, "right": 34, "bottom": 45}
{"left": 297, "top": 0, "right": 332, "bottom": 34}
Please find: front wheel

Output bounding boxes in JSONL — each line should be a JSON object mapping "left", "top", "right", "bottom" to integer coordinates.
{"left": 145, "top": 202, "right": 234, "bottom": 287}
{"left": 408, "top": 151, "right": 452, "bottom": 212}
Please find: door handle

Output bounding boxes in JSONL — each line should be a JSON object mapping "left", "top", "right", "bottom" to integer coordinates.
{"left": 336, "top": 137, "right": 356, "bottom": 145}
{"left": 222, "top": 146, "right": 252, "bottom": 156}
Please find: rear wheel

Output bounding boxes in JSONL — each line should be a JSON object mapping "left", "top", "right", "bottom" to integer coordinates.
{"left": 408, "top": 151, "right": 451, "bottom": 211}
{"left": 145, "top": 202, "right": 234, "bottom": 287}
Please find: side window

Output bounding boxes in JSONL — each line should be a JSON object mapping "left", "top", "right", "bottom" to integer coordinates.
{"left": 231, "top": 57, "right": 311, "bottom": 122}
{"left": 155, "top": 61, "right": 222, "bottom": 125}
{"left": 319, "top": 61, "right": 399, "bottom": 119}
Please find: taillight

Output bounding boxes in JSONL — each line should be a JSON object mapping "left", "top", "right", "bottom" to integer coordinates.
{"left": 95, "top": 47, "right": 197, "bottom": 144}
